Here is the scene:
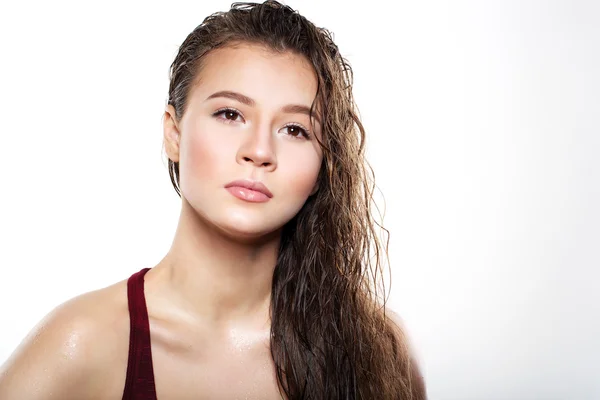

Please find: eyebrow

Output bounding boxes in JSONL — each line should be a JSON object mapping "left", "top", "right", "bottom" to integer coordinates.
{"left": 205, "top": 90, "right": 321, "bottom": 124}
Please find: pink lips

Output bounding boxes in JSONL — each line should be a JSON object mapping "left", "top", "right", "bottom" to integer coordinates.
{"left": 224, "top": 179, "right": 273, "bottom": 203}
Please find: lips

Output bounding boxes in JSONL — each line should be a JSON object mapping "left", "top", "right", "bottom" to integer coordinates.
{"left": 224, "top": 179, "right": 273, "bottom": 198}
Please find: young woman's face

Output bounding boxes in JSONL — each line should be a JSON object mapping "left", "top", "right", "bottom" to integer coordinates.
{"left": 165, "top": 43, "right": 323, "bottom": 241}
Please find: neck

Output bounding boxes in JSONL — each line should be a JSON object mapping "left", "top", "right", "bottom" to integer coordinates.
{"left": 150, "top": 198, "right": 280, "bottom": 331}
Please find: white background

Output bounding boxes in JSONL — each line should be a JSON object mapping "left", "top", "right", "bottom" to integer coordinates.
{"left": 1, "top": 1, "right": 598, "bottom": 399}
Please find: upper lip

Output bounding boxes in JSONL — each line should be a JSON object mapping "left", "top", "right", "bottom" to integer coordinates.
{"left": 225, "top": 179, "right": 273, "bottom": 198}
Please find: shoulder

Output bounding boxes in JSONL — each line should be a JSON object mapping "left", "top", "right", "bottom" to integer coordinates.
{"left": 384, "top": 307, "right": 428, "bottom": 400}
{"left": 0, "top": 279, "right": 130, "bottom": 399}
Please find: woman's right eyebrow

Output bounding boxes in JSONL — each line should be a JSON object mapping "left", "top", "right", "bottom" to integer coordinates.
{"left": 206, "top": 90, "right": 255, "bottom": 106}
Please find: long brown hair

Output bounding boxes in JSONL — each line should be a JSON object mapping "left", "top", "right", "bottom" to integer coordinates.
{"left": 165, "top": 1, "right": 420, "bottom": 398}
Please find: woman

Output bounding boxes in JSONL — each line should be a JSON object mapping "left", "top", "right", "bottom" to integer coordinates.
{"left": 0, "top": 1, "right": 426, "bottom": 399}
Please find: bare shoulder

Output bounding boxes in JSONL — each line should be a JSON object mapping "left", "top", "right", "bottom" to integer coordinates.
{"left": 0, "top": 277, "right": 131, "bottom": 400}
{"left": 384, "top": 307, "right": 428, "bottom": 400}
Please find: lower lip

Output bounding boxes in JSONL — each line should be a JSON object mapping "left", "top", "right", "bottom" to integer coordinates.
{"left": 226, "top": 186, "right": 271, "bottom": 203}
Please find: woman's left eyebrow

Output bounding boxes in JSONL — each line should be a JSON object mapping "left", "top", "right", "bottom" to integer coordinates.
{"left": 206, "top": 90, "right": 321, "bottom": 124}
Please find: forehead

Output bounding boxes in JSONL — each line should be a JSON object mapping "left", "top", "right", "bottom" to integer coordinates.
{"left": 189, "top": 43, "right": 319, "bottom": 111}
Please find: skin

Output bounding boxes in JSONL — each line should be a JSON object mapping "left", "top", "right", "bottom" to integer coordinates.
{"left": 0, "top": 43, "right": 425, "bottom": 399}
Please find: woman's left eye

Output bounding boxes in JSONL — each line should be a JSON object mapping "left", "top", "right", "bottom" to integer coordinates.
{"left": 283, "top": 124, "right": 310, "bottom": 139}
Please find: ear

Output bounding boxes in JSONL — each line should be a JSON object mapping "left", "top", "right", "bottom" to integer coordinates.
{"left": 163, "top": 104, "right": 181, "bottom": 163}
{"left": 309, "top": 181, "right": 319, "bottom": 196}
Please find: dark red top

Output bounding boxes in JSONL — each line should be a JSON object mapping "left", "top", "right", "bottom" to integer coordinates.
{"left": 122, "top": 268, "right": 158, "bottom": 400}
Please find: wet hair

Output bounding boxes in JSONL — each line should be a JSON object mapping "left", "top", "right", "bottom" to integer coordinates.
{"left": 164, "top": 1, "right": 422, "bottom": 398}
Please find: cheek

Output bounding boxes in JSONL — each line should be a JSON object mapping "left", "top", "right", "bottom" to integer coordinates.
{"left": 179, "top": 124, "right": 231, "bottom": 195}
{"left": 279, "top": 149, "right": 322, "bottom": 199}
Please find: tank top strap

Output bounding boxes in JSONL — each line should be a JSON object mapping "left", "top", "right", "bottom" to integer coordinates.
{"left": 122, "top": 267, "right": 158, "bottom": 400}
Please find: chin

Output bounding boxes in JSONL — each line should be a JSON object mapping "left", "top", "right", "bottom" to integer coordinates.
{"left": 215, "top": 213, "right": 284, "bottom": 241}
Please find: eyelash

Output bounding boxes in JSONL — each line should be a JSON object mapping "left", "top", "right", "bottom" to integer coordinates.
{"left": 211, "top": 107, "right": 311, "bottom": 140}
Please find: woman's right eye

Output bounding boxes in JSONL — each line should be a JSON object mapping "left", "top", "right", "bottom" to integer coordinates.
{"left": 213, "top": 108, "right": 244, "bottom": 123}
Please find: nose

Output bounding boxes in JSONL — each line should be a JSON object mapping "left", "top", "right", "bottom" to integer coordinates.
{"left": 236, "top": 122, "right": 277, "bottom": 170}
